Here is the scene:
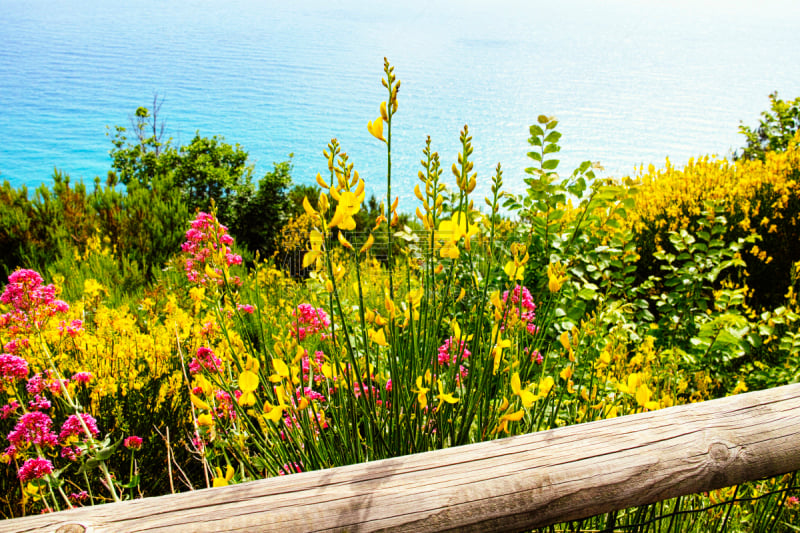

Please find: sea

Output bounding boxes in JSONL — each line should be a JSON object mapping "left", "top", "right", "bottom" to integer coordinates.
{"left": 1, "top": 0, "right": 799, "bottom": 207}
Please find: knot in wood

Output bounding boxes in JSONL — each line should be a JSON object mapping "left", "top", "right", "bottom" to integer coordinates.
{"left": 55, "top": 524, "right": 87, "bottom": 533}
{"left": 708, "top": 440, "right": 732, "bottom": 464}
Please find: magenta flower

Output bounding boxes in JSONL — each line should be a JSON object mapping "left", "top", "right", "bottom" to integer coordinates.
{"left": 0, "top": 353, "right": 29, "bottom": 384}
{"left": 237, "top": 304, "right": 255, "bottom": 314}
{"left": 28, "top": 395, "right": 52, "bottom": 411}
{"left": 59, "top": 413, "right": 100, "bottom": 443}
{"left": 26, "top": 371, "right": 67, "bottom": 396}
{"left": 58, "top": 319, "right": 84, "bottom": 338}
{"left": 1, "top": 269, "right": 69, "bottom": 330}
{"left": 188, "top": 346, "right": 223, "bottom": 375}
{"left": 8, "top": 411, "right": 58, "bottom": 448}
{"left": 124, "top": 435, "right": 143, "bottom": 451}
{"left": 69, "top": 490, "right": 89, "bottom": 502}
{"left": 180, "top": 212, "right": 243, "bottom": 286}
{"left": 290, "top": 304, "right": 330, "bottom": 341}
{"left": 71, "top": 372, "right": 93, "bottom": 385}
{"left": 437, "top": 337, "right": 471, "bottom": 366}
{"left": 18, "top": 457, "right": 53, "bottom": 482}
{"left": 3, "top": 338, "right": 29, "bottom": 354}
{"left": 1, "top": 400, "right": 20, "bottom": 419}
{"left": 501, "top": 285, "right": 539, "bottom": 334}
{"left": 278, "top": 462, "right": 303, "bottom": 475}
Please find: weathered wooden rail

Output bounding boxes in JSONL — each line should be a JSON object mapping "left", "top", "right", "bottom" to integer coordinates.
{"left": 4, "top": 383, "right": 800, "bottom": 533}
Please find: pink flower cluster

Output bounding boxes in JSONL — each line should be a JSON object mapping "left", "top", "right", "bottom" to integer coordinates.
{"left": 502, "top": 285, "right": 539, "bottom": 335}
{"left": 278, "top": 462, "right": 303, "bottom": 476}
{"left": 301, "top": 350, "right": 326, "bottom": 383}
{"left": 3, "top": 338, "right": 29, "bottom": 354}
{"left": 72, "top": 372, "right": 93, "bottom": 385}
{"left": 180, "top": 212, "right": 243, "bottom": 286}
{"left": 8, "top": 411, "right": 58, "bottom": 449}
{"left": 18, "top": 457, "right": 54, "bottom": 482}
{"left": 1, "top": 269, "right": 69, "bottom": 332}
{"left": 58, "top": 319, "right": 84, "bottom": 338}
{"left": 26, "top": 371, "right": 67, "bottom": 396}
{"left": 437, "top": 337, "right": 471, "bottom": 366}
{"left": 124, "top": 435, "right": 143, "bottom": 451}
{"left": 59, "top": 413, "right": 100, "bottom": 443}
{"left": 189, "top": 346, "right": 223, "bottom": 375}
{"left": 0, "top": 353, "right": 29, "bottom": 390}
{"left": 214, "top": 389, "right": 241, "bottom": 420}
{"left": 290, "top": 304, "right": 330, "bottom": 341}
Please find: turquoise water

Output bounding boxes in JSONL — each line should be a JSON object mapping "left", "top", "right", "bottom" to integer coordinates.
{"left": 1, "top": 0, "right": 799, "bottom": 205}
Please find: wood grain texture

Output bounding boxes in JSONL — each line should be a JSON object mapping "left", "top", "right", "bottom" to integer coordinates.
{"left": 5, "top": 383, "right": 800, "bottom": 533}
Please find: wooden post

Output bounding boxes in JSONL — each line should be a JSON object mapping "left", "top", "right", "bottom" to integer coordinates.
{"left": 5, "top": 383, "right": 800, "bottom": 533}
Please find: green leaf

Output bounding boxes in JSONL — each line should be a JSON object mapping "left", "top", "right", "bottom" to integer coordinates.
{"left": 577, "top": 287, "right": 597, "bottom": 300}
{"left": 529, "top": 125, "right": 544, "bottom": 137}
{"left": 541, "top": 159, "right": 559, "bottom": 170}
{"left": 543, "top": 144, "right": 561, "bottom": 155}
{"left": 544, "top": 131, "right": 562, "bottom": 143}
{"left": 528, "top": 151, "right": 542, "bottom": 162}
{"left": 537, "top": 115, "right": 549, "bottom": 124}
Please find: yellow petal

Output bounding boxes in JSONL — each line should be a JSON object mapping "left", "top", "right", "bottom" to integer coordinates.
{"left": 315, "top": 173, "right": 329, "bottom": 189}
{"left": 511, "top": 372, "right": 522, "bottom": 395}
{"left": 500, "top": 409, "right": 525, "bottom": 422}
{"left": 368, "top": 116, "right": 385, "bottom": 141}
{"left": 238, "top": 391, "right": 256, "bottom": 407}
{"left": 264, "top": 404, "right": 283, "bottom": 423}
{"left": 369, "top": 328, "right": 388, "bottom": 346}
{"left": 559, "top": 331, "right": 571, "bottom": 351}
{"left": 635, "top": 383, "right": 652, "bottom": 408}
{"left": 302, "top": 196, "right": 318, "bottom": 217}
{"left": 302, "top": 250, "right": 322, "bottom": 268}
{"left": 238, "top": 370, "right": 259, "bottom": 393}
{"left": 359, "top": 233, "right": 375, "bottom": 254}
{"left": 272, "top": 358, "right": 290, "bottom": 379}
{"left": 337, "top": 231, "right": 353, "bottom": 249}
{"left": 190, "top": 393, "right": 211, "bottom": 411}
{"left": 204, "top": 263, "right": 220, "bottom": 279}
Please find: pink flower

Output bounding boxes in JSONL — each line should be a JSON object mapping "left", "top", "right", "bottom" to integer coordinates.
{"left": 0, "top": 353, "right": 29, "bottom": 384}
{"left": 1, "top": 270, "right": 68, "bottom": 330}
{"left": 501, "top": 285, "right": 539, "bottom": 334}
{"left": 290, "top": 304, "right": 330, "bottom": 341}
{"left": 180, "top": 212, "right": 243, "bottom": 286}
{"left": 18, "top": 457, "right": 53, "bottom": 482}
{"left": 71, "top": 372, "right": 93, "bottom": 385}
{"left": 237, "top": 304, "right": 255, "bottom": 314}
{"left": 124, "top": 436, "right": 143, "bottom": 450}
{"left": 60, "top": 446, "right": 81, "bottom": 462}
{"left": 28, "top": 395, "right": 52, "bottom": 411}
{"left": 437, "top": 337, "right": 471, "bottom": 366}
{"left": 3, "top": 339, "right": 28, "bottom": 354}
{"left": 189, "top": 346, "right": 223, "bottom": 375}
{"left": 69, "top": 491, "right": 89, "bottom": 502}
{"left": 278, "top": 462, "right": 303, "bottom": 476}
{"left": 1, "top": 401, "right": 20, "bottom": 419}
{"left": 59, "top": 413, "right": 100, "bottom": 443}
{"left": 58, "top": 319, "right": 84, "bottom": 338}
{"left": 8, "top": 412, "right": 58, "bottom": 448}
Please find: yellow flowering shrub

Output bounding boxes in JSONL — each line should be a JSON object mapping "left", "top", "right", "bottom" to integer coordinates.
{"left": 625, "top": 133, "right": 800, "bottom": 308}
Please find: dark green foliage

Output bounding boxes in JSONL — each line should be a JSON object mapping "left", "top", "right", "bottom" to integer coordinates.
{"left": 171, "top": 134, "right": 254, "bottom": 226}
{"left": 108, "top": 104, "right": 254, "bottom": 229}
{"left": 737, "top": 91, "right": 800, "bottom": 161}
{"left": 231, "top": 160, "right": 292, "bottom": 259}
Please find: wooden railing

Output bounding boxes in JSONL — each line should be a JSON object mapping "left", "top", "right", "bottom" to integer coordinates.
{"left": 4, "top": 383, "right": 800, "bottom": 533}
